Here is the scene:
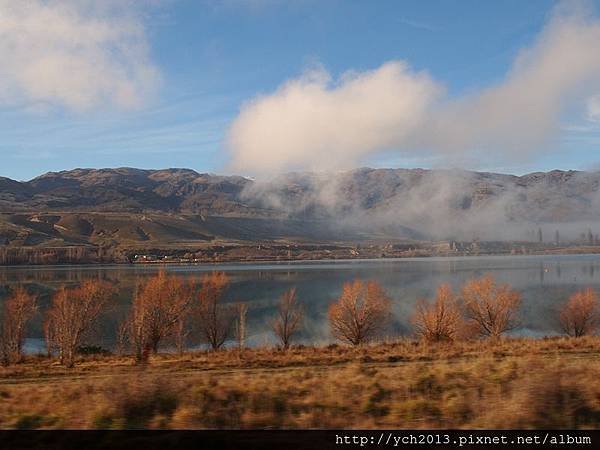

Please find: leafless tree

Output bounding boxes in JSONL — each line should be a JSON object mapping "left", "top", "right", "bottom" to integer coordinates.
{"left": 1, "top": 286, "right": 37, "bottom": 365}
{"left": 328, "top": 279, "right": 391, "bottom": 346}
{"left": 272, "top": 288, "right": 303, "bottom": 350}
{"left": 196, "top": 272, "right": 234, "bottom": 351}
{"left": 559, "top": 288, "right": 600, "bottom": 337}
{"left": 412, "top": 283, "right": 461, "bottom": 343}
{"left": 126, "top": 271, "right": 194, "bottom": 363}
{"left": 46, "top": 280, "right": 114, "bottom": 367}
{"left": 461, "top": 275, "right": 521, "bottom": 339}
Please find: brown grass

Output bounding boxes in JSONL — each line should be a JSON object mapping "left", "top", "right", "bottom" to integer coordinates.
{"left": 1, "top": 337, "right": 600, "bottom": 429}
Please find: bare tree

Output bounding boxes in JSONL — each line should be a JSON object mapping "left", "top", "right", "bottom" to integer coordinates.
{"left": 128, "top": 285, "right": 148, "bottom": 363}
{"left": 47, "top": 280, "right": 114, "bottom": 367}
{"left": 559, "top": 288, "right": 600, "bottom": 337}
{"left": 461, "top": 275, "right": 521, "bottom": 339}
{"left": 126, "top": 271, "right": 194, "bottom": 362}
{"left": 272, "top": 288, "right": 303, "bottom": 350}
{"left": 1, "top": 286, "right": 37, "bottom": 365}
{"left": 328, "top": 279, "right": 391, "bottom": 346}
{"left": 412, "top": 283, "right": 461, "bottom": 343}
{"left": 196, "top": 272, "right": 234, "bottom": 351}
{"left": 235, "top": 303, "right": 248, "bottom": 351}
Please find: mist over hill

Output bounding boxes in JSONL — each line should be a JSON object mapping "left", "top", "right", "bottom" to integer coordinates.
{"left": 1, "top": 167, "right": 600, "bottom": 249}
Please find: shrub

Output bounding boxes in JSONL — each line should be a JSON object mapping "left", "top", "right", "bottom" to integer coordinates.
{"left": 559, "top": 288, "right": 600, "bottom": 337}
{"left": 196, "top": 272, "right": 235, "bottom": 351}
{"left": 46, "top": 280, "right": 114, "bottom": 367}
{"left": 126, "top": 271, "right": 194, "bottom": 362}
{"left": 0, "top": 286, "right": 37, "bottom": 365}
{"left": 461, "top": 275, "right": 521, "bottom": 339}
{"left": 412, "top": 284, "right": 461, "bottom": 342}
{"left": 329, "top": 279, "right": 391, "bottom": 346}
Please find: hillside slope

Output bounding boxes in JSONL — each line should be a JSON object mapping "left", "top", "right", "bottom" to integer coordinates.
{"left": 1, "top": 167, "right": 600, "bottom": 248}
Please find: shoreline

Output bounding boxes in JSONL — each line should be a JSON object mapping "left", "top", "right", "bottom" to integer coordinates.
{"left": 1, "top": 247, "right": 600, "bottom": 268}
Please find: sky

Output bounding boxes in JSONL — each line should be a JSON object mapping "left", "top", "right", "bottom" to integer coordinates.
{"left": 1, "top": 0, "right": 600, "bottom": 180}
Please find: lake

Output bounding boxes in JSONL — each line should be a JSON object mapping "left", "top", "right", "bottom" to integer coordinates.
{"left": 1, "top": 254, "right": 600, "bottom": 352}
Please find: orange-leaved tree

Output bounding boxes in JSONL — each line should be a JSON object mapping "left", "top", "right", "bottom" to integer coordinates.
{"left": 46, "top": 280, "right": 114, "bottom": 367}
{"left": 328, "top": 279, "right": 391, "bottom": 346}
{"left": 127, "top": 270, "right": 194, "bottom": 362}
{"left": 0, "top": 286, "right": 37, "bottom": 365}
{"left": 196, "top": 272, "right": 234, "bottom": 351}
{"left": 461, "top": 275, "right": 521, "bottom": 339}
{"left": 559, "top": 288, "right": 600, "bottom": 337}
{"left": 412, "top": 283, "right": 461, "bottom": 343}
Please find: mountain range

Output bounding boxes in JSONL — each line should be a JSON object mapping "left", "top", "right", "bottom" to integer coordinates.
{"left": 1, "top": 167, "right": 599, "bottom": 249}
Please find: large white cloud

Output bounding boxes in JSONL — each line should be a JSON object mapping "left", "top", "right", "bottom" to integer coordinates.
{"left": 0, "top": 0, "right": 160, "bottom": 112}
{"left": 227, "top": 62, "right": 440, "bottom": 173}
{"left": 227, "top": 4, "right": 600, "bottom": 174}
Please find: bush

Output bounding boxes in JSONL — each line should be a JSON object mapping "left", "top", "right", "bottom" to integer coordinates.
{"left": 461, "top": 275, "right": 521, "bottom": 338}
{"left": 329, "top": 280, "right": 391, "bottom": 346}
{"left": 412, "top": 284, "right": 461, "bottom": 342}
{"left": 559, "top": 288, "right": 600, "bottom": 337}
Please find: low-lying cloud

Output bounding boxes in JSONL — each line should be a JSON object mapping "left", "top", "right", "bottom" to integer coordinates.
{"left": 242, "top": 167, "right": 600, "bottom": 242}
{"left": 0, "top": 0, "right": 160, "bottom": 112}
{"left": 227, "top": 3, "right": 600, "bottom": 174}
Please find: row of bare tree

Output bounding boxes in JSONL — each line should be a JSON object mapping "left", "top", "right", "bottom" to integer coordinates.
{"left": 0, "top": 281, "right": 115, "bottom": 367}
{"left": 1, "top": 273, "right": 599, "bottom": 367}
{"left": 327, "top": 275, "right": 598, "bottom": 344}
{"left": 412, "top": 276, "right": 600, "bottom": 342}
{"left": 413, "top": 276, "right": 522, "bottom": 342}
{"left": 120, "top": 271, "right": 302, "bottom": 363}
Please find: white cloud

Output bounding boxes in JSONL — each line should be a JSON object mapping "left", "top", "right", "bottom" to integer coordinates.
{"left": 420, "top": 5, "right": 600, "bottom": 155}
{"left": 227, "top": 3, "right": 600, "bottom": 174}
{"left": 0, "top": 0, "right": 160, "bottom": 112}
{"left": 227, "top": 62, "right": 441, "bottom": 173}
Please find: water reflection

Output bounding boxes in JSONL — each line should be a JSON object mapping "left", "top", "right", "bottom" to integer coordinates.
{"left": 1, "top": 254, "right": 600, "bottom": 350}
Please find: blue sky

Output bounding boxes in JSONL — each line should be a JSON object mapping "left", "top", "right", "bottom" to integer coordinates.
{"left": 1, "top": 0, "right": 599, "bottom": 180}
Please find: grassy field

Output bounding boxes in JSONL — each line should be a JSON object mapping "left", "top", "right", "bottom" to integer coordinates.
{"left": 1, "top": 337, "right": 600, "bottom": 429}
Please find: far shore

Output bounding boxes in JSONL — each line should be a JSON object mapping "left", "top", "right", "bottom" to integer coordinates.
{"left": 2, "top": 243, "right": 600, "bottom": 267}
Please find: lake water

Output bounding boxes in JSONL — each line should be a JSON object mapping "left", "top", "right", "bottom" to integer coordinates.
{"left": 1, "top": 254, "right": 600, "bottom": 352}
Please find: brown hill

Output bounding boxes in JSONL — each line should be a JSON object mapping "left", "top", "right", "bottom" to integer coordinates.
{"left": 1, "top": 167, "right": 600, "bottom": 249}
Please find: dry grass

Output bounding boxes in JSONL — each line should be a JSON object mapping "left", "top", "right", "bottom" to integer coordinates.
{"left": 1, "top": 337, "right": 600, "bottom": 429}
